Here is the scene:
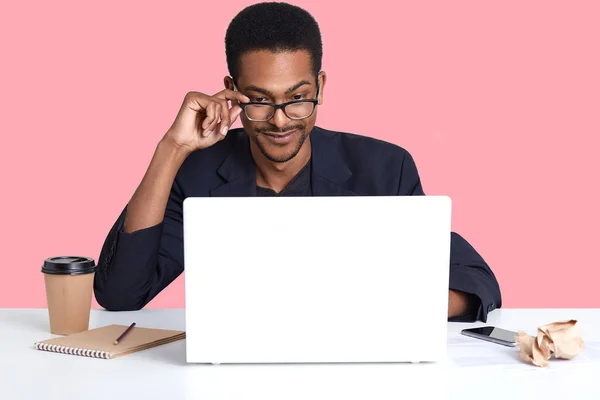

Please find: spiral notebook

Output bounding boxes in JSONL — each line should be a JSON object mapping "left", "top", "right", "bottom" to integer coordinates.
{"left": 34, "top": 324, "right": 186, "bottom": 359}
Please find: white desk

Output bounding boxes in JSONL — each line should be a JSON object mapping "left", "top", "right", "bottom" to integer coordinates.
{"left": 1, "top": 308, "right": 599, "bottom": 400}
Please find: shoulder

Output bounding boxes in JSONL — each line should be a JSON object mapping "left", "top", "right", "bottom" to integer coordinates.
{"left": 174, "top": 128, "right": 246, "bottom": 188}
{"left": 180, "top": 128, "right": 246, "bottom": 164}
{"left": 182, "top": 128, "right": 245, "bottom": 165}
{"left": 313, "top": 125, "right": 414, "bottom": 165}
{"left": 312, "top": 126, "right": 422, "bottom": 195}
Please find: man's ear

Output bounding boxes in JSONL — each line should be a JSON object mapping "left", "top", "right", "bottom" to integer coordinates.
{"left": 318, "top": 71, "right": 327, "bottom": 105}
{"left": 224, "top": 76, "right": 235, "bottom": 91}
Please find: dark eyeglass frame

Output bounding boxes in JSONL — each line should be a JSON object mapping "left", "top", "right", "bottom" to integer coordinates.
{"left": 234, "top": 81, "right": 320, "bottom": 122}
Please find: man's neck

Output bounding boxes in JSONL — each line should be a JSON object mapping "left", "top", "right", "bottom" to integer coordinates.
{"left": 252, "top": 139, "right": 312, "bottom": 193}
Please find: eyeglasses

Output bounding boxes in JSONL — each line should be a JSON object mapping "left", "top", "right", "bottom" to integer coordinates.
{"left": 233, "top": 82, "right": 320, "bottom": 122}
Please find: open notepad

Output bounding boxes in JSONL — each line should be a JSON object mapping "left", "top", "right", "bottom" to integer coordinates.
{"left": 34, "top": 324, "right": 186, "bottom": 359}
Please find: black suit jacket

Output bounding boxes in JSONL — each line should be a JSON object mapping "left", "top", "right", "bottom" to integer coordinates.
{"left": 94, "top": 126, "right": 502, "bottom": 321}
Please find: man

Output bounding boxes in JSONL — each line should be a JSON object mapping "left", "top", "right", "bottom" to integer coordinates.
{"left": 94, "top": 2, "right": 501, "bottom": 322}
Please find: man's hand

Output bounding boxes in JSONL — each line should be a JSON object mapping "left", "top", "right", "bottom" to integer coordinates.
{"left": 448, "top": 290, "right": 470, "bottom": 318}
{"left": 163, "top": 89, "right": 250, "bottom": 155}
{"left": 122, "top": 89, "right": 249, "bottom": 234}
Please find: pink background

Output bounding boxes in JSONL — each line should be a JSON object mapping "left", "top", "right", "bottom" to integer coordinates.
{"left": 1, "top": 1, "right": 598, "bottom": 309}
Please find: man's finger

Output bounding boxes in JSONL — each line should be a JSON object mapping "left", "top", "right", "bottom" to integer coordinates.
{"left": 229, "top": 105, "right": 243, "bottom": 126}
{"left": 185, "top": 91, "right": 211, "bottom": 112}
{"left": 202, "top": 103, "right": 217, "bottom": 137}
{"left": 215, "top": 88, "right": 250, "bottom": 104}
{"left": 216, "top": 99, "right": 231, "bottom": 136}
{"left": 207, "top": 103, "right": 221, "bottom": 134}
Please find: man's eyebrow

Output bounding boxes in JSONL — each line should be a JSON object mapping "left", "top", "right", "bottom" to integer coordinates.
{"left": 244, "top": 80, "right": 311, "bottom": 97}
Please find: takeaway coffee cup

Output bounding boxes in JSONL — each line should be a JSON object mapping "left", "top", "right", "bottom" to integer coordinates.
{"left": 41, "top": 256, "right": 97, "bottom": 335}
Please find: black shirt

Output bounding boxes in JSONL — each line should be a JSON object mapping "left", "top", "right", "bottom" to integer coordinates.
{"left": 256, "top": 158, "right": 312, "bottom": 196}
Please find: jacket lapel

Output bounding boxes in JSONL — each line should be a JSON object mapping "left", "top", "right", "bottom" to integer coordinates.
{"left": 209, "top": 133, "right": 257, "bottom": 197}
{"left": 208, "top": 176, "right": 256, "bottom": 197}
{"left": 311, "top": 126, "right": 359, "bottom": 196}
{"left": 208, "top": 127, "right": 359, "bottom": 197}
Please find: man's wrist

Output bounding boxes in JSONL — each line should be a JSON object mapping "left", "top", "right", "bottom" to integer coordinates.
{"left": 157, "top": 136, "right": 193, "bottom": 166}
{"left": 448, "top": 290, "right": 470, "bottom": 317}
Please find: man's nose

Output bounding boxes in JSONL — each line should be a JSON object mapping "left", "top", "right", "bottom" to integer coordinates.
{"left": 269, "top": 107, "right": 290, "bottom": 129}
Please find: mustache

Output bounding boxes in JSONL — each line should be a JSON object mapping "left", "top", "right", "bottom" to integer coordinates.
{"left": 256, "top": 125, "right": 304, "bottom": 134}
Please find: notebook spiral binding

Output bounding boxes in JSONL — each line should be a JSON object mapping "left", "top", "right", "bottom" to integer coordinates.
{"left": 34, "top": 342, "right": 110, "bottom": 359}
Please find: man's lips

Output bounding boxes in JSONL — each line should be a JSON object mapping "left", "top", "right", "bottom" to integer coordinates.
{"left": 260, "top": 129, "right": 300, "bottom": 144}
{"left": 261, "top": 129, "right": 298, "bottom": 138}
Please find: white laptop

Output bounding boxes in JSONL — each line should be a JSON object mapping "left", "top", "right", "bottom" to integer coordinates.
{"left": 183, "top": 195, "right": 452, "bottom": 364}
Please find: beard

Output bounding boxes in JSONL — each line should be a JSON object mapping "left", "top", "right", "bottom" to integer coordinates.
{"left": 252, "top": 125, "right": 308, "bottom": 163}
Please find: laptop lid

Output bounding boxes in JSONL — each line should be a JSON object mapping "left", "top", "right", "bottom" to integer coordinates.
{"left": 183, "top": 195, "right": 451, "bottom": 364}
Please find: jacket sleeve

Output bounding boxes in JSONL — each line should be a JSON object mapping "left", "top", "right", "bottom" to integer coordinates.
{"left": 398, "top": 150, "right": 502, "bottom": 322}
{"left": 93, "top": 178, "right": 185, "bottom": 311}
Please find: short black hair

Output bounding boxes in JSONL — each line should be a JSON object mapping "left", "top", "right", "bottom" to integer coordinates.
{"left": 225, "top": 2, "right": 323, "bottom": 84}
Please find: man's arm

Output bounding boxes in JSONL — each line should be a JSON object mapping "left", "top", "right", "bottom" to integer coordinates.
{"left": 93, "top": 90, "right": 249, "bottom": 311}
{"left": 398, "top": 150, "right": 502, "bottom": 322}
{"left": 94, "top": 138, "right": 190, "bottom": 311}
{"left": 123, "top": 139, "right": 189, "bottom": 234}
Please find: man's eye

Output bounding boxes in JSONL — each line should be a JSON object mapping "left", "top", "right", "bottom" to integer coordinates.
{"left": 292, "top": 94, "right": 305, "bottom": 100}
{"left": 253, "top": 97, "right": 267, "bottom": 102}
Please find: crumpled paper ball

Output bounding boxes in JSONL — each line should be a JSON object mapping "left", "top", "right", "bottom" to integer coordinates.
{"left": 515, "top": 319, "right": 584, "bottom": 367}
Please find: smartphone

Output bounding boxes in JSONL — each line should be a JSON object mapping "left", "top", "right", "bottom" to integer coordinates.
{"left": 460, "top": 326, "right": 518, "bottom": 347}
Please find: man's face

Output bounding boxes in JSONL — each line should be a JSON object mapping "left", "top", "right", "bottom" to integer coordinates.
{"left": 231, "top": 50, "right": 324, "bottom": 163}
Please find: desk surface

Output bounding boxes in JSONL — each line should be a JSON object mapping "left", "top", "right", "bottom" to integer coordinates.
{"left": 2, "top": 308, "right": 599, "bottom": 400}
